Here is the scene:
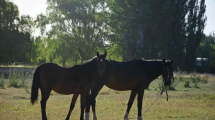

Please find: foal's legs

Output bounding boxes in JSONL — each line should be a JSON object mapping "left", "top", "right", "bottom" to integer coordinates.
{"left": 123, "top": 90, "right": 137, "bottom": 120}
{"left": 65, "top": 94, "right": 79, "bottom": 120}
{"left": 137, "top": 91, "right": 144, "bottom": 120}
{"left": 40, "top": 90, "right": 51, "bottom": 120}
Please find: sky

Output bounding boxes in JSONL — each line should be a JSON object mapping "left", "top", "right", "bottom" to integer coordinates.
{"left": 12, "top": 0, "right": 215, "bottom": 36}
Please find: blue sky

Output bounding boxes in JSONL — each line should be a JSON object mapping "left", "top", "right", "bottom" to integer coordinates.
{"left": 13, "top": 0, "right": 215, "bottom": 35}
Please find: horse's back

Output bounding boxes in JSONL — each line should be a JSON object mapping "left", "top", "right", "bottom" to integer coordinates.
{"left": 36, "top": 63, "right": 71, "bottom": 93}
{"left": 104, "top": 60, "right": 144, "bottom": 90}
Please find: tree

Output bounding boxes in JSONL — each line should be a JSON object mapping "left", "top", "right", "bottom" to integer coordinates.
{"left": 36, "top": 0, "right": 108, "bottom": 65}
{"left": 0, "top": 0, "right": 33, "bottom": 64}
{"left": 184, "top": 0, "right": 206, "bottom": 71}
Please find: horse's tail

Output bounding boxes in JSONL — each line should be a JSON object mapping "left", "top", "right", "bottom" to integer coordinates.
{"left": 31, "top": 66, "right": 41, "bottom": 105}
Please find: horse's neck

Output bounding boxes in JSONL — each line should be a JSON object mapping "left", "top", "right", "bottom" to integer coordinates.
{"left": 81, "top": 60, "right": 97, "bottom": 72}
{"left": 144, "top": 61, "right": 162, "bottom": 83}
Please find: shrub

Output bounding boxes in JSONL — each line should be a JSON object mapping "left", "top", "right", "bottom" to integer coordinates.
{"left": 8, "top": 69, "right": 29, "bottom": 88}
{"left": 8, "top": 69, "right": 19, "bottom": 88}
{"left": 183, "top": 80, "right": 190, "bottom": 88}
{"left": 200, "top": 74, "right": 209, "bottom": 84}
{"left": 190, "top": 72, "right": 201, "bottom": 88}
{"left": 158, "top": 81, "right": 165, "bottom": 91}
{"left": 0, "top": 74, "right": 5, "bottom": 89}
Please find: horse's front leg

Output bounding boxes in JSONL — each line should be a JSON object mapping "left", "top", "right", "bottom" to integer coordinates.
{"left": 123, "top": 90, "right": 137, "bottom": 120}
{"left": 65, "top": 94, "right": 79, "bottom": 120}
{"left": 86, "top": 80, "right": 105, "bottom": 120}
{"left": 85, "top": 88, "right": 97, "bottom": 120}
{"left": 80, "top": 90, "right": 88, "bottom": 120}
{"left": 137, "top": 91, "right": 144, "bottom": 120}
{"left": 91, "top": 98, "right": 97, "bottom": 120}
{"left": 85, "top": 90, "right": 91, "bottom": 120}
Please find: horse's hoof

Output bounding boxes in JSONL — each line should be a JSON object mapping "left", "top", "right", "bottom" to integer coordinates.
{"left": 85, "top": 113, "right": 90, "bottom": 120}
{"left": 93, "top": 117, "right": 97, "bottom": 120}
{"left": 123, "top": 112, "right": 128, "bottom": 120}
{"left": 93, "top": 112, "right": 97, "bottom": 120}
{"left": 137, "top": 116, "right": 143, "bottom": 120}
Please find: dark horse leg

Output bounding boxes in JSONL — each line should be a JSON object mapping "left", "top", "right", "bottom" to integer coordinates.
{"left": 85, "top": 88, "right": 97, "bottom": 120}
{"left": 80, "top": 89, "right": 88, "bottom": 120}
{"left": 85, "top": 79, "right": 105, "bottom": 120}
{"left": 91, "top": 98, "right": 97, "bottom": 120}
{"left": 137, "top": 91, "right": 144, "bottom": 120}
{"left": 123, "top": 90, "right": 137, "bottom": 120}
{"left": 65, "top": 94, "right": 79, "bottom": 120}
{"left": 40, "top": 90, "right": 51, "bottom": 120}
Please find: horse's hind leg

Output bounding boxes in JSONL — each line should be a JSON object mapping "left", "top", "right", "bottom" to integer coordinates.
{"left": 65, "top": 94, "right": 79, "bottom": 120}
{"left": 137, "top": 91, "right": 144, "bottom": 120}
{"left": 40, "top": 91, "right": 51, "bottom": 120}
{"left": 123, "top": 90, "right": 137, "bottom": 120}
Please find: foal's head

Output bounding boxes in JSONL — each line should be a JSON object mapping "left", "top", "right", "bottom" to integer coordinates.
{"left": 162, "top": 59, "right": 174, "bottom": 86}
{"left": 96, "top": 51, "right": 107, "bottom": 76}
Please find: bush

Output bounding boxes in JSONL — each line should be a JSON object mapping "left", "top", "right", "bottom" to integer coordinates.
{"left": 8, "top": 69, "right": 20, "bottom": 88}
{"left": 200, "top": 74, "right": 209, "bottom": 84}
{"left": 183, "top": 80, "right": 190, "bottom": 88}
{"left": 168, "top": 80, "right": 178, "bottom": 90}
{"left": 158, "top": 81, "right": 165, "bottom": 91}
{"left": 19, "top": 71, "right": 29, "bottom": 88}
{"left": 190, "top": 72, "right": 201, "bottom": 88}
{"left": 0, "top": 74, "right": 5, "bottom": 89}
{"left": 8, "top": 69, "right": 29, "bottom": 88}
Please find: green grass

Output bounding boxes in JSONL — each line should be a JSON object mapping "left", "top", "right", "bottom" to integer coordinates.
{"left": 0, "top": 74, "right": 215, "bottom": 120}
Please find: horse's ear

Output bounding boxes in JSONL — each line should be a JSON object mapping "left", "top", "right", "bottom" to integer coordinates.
{"left": 97, "top": 52, "right": 99, "bottom": 57}
{"left": 162, "top": 58, "right": 166, "bottom": 64}
{"left": 171, "top": 59, "right": 174, "bottom": 64}
{"left": 104, "top": 51, "right": 107, "bottom": 58}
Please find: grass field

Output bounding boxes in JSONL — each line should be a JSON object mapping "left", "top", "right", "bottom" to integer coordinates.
{"left": 0, "top": 73, "right": 215, "bottom": 120}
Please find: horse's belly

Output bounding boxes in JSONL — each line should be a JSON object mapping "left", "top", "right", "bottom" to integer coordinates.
{"left": 105, "top": 82, "right": 136, "bottom": 91}
{"left": 53, "top": 83, "right": 80, "bottom": 95}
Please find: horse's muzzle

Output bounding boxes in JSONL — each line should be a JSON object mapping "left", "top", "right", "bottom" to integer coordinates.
{"left": 98, "top": 69, "right": 105, "bottom": 76}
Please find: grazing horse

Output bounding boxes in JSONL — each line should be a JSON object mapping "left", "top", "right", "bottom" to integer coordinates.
{"left": 85, "top": 58, "right": 174, "bottom": 120}
{"left": 30, "top": 52, "right": 107, "bottom": 120}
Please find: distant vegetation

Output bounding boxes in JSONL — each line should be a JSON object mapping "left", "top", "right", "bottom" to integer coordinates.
{"left": 1, "top": 0, "right": 215, "bottom": 73}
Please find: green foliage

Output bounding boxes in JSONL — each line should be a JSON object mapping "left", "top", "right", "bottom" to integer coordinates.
{"left": 8, "top": 69, "right": 29, "bottom": 88}
{"left": 0, "top": 0, "right": 210, "bottom": 72}
{"left": 158, "top": 81, "right": 165, "bottom": 91}
{"left": 168, "top": 79, "right": 179, "bottom": 90}
{"left": 106, "top": 44, "right": 123, "bottom": 61}
{"left": 183, "top": 80, "right": 190, "bottom": 88}
{"left": 0, "top": 74, "right": 5, "bottom": 89}
{"left": 190, "top": 72, "right": 201, "bottom": 88}
{"left": 33, "top": 0, "right": 108, "bottom": 65}
{"left": 200, "top": 74, "right": 209, "bottom": 84}
{"left": 8, "top": 69, "right": 20, "bottom": 88}
{"left": 0, "top": 0, "right": 34, "bottom": 64}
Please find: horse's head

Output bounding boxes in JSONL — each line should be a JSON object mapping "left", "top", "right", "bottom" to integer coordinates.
{"left": 96, "top": 51, "right": 107, "bottom": 76}
{"left": 162, "top": 59, "right": 174, "bottom": 86}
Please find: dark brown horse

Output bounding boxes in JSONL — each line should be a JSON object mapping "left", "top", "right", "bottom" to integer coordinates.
{"left": 85, "top": 58, "right": 174, "bottom": 120}
{"left": 30, "top": 52, "right": 107, "bottom": 120}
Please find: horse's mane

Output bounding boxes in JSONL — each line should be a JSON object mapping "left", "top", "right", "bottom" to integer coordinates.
{"left": 145, "top": 59, "right": 162, "bottom": 61}
{"left": 81, "top": 56, "right": 97, "bottom": 65}
{"left": 134, "top": 58, "right": 162, "bottom": 61}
